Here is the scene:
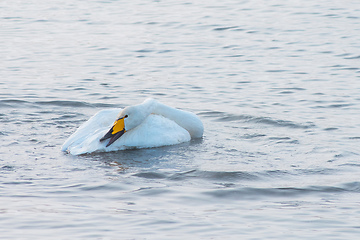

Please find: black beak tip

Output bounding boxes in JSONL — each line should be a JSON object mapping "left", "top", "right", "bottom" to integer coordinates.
{"left": 103, "top": 130, "right": 125, "bottom": 147}
{"left": 100, "top": 127, "right": 114, "bottom": 142}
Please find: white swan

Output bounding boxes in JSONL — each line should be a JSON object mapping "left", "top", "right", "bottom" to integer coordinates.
{"left": 62, "top": 98, "right": 204, "bottom": 155}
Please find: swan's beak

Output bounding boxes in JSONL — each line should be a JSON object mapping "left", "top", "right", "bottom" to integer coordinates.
{"left": 100, "top": 117, "right": 126, "bottom": 147}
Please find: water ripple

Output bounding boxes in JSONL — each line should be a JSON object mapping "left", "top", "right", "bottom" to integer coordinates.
{"left": 133, "top": 170, "right": 260, "bottom": 182}
{"left": 204, "top": 183, "right": 360, "bottom": 200}
{"left": 214, "top": 113, "right": 315, "bottom": 129}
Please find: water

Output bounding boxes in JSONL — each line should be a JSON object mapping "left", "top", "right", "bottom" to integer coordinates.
{"left": 1, "top": 0, "right": 360, "bottom": 238}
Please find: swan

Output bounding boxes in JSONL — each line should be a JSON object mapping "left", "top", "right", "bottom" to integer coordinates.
{"left": 61, "top": 98, "right": 204, "bottom": 155}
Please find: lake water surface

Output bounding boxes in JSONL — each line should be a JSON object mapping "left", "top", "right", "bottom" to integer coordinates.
{"left": 1, "top": 0, "right": 360, "bottom": 239}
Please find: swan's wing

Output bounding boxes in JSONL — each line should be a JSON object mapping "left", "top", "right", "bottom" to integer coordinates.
{"left": 61, "top": 108, "right": 121, "bottom": 154}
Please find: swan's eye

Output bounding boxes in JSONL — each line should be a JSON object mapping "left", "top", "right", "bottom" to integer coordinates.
{"left": 124, "top": 115, "right": 128, "bottom": 118}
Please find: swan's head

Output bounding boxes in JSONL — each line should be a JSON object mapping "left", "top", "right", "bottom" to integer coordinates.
{"left": 99, "top": 104, "right": 149, "bottom": 147}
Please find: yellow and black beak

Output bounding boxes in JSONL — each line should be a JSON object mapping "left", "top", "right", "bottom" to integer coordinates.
{"left": 100, "top": 117, "right": 126, "bottom": 147}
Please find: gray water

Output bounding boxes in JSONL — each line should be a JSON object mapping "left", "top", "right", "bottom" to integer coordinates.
{"left": 1, "top": 0, "right": 360, "bottom": 239}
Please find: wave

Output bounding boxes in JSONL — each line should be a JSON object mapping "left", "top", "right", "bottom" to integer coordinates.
{"left": 0, "top": 99, "right": 32, "bottom": 108}
{"left": 35, "top": 100, "right": 116, "bottom": 108}
{"left": 204, "top": 182, "right": 360, "bottom": 200}
{"left": 199, "top": 111, "right": 315, "bottom": 129}
{"left": 133, "top": 170, "right": 260, "bottom": 182}
{"left": 131, "top": 169, "right": 360, "bottom": 201}
{"left": 0, "top": 99, "right": 117, "bottom": 109}
{"left": 133, "top": 168, "right": 339, "bottom": 182}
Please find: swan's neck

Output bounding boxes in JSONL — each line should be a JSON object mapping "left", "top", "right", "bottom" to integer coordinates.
{"left": 143, "top": 99, "right": 203, "bottom": 138}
